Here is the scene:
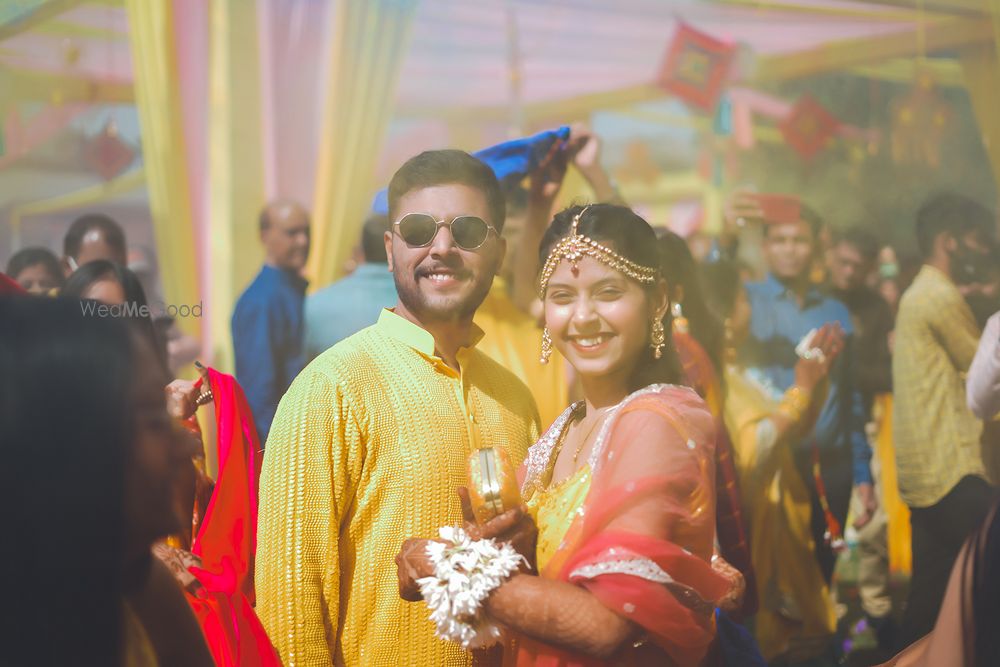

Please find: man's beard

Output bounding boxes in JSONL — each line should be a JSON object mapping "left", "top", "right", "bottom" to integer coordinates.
{"left": 393, "top": 265, "right": 496, "bottom": 324}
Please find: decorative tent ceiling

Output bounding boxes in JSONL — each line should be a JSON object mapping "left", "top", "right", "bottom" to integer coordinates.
{"left": 0, "top": 0, "right": 994, "bottom": 214}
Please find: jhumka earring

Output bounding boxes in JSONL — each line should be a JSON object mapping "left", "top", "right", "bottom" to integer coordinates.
{"left": 540, "top": 327, "right": 553, "bottom": 364}
{"left": 650, "top": 318, "right": 665, "bottom": 359}
{"left": 671, "top": 301, "right": 689, "bottom": 335}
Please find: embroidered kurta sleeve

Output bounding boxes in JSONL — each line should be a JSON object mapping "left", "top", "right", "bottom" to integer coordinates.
{"left": 255, "top": 367, "right": 364, "bottom": 665}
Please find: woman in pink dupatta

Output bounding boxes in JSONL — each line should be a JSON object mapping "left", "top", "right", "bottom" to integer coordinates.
{"left": 398, "top": 205, "right": 744, "bottom": 666}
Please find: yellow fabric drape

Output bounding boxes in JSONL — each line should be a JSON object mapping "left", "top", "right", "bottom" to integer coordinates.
{"left": 723, "top": 367, "right": 836, "bottom": 662}
{"left": 124, "top": 0, "right": 200, "bottom": 339}
{"left": 207, "top": 0, "right": 265, "bottom": 371}
{"left": 960, "top": 38, "right": 1000, "bottom": 197}
{"left": 307, "top": 0, "right": 417, "bottom": 288}
{"left": 873, "top": 394, "right": 912, "bottom": 576}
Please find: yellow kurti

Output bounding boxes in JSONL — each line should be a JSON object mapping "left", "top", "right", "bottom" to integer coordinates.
{"left": 723, "top": 367, "right": 836, "bottom": 662}
{"left": 527, "top": 465, "right": 592, "bottom": 573}
{"left": 256, "top": 309, "right": 541, "bottom": 666}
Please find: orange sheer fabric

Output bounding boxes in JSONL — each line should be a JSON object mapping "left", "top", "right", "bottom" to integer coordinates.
{"left": 512, "top": 385, "right": 729, "bottom": 667}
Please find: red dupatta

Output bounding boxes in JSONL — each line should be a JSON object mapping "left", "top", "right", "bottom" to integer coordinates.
{"left": 673, "top": 331, "right": 757, "bottom": 618}
{"left": 512, "top": 385, "right": 731, "bottom": 667}
{"left": 185, "top": 369, "right": 280, "bottom": 667}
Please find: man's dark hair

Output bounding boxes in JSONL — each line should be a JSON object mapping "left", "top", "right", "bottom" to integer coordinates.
{"left": 833, "top": 227, "right": 880, "bottom": 262}
{"left": 6, "top": 247, "right": 64, "bottom": 287}
{"left": 762, "top": 202, "right": 824, "bottom": 240}
{"left": 387, "top": 150, "right": 506, "bottom": 231}
{"left": 915, "top": 193, "right": 994, "bottom": 259}
{"left": 361, "top": 215, "right": 390, "bottom": 263}
{"left": 62, "top": 214, "right": 126, "bottom": 261}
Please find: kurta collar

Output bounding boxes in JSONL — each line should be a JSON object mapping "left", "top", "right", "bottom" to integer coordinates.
{"left": 376, "top": 308, "right": 485, "bottom": 359}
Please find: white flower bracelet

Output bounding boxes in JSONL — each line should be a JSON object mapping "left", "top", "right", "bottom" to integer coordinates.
{"left": 417, "top": 526, "right": 524, "bottom": 649}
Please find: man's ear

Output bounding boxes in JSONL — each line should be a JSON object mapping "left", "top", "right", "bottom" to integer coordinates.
{"left": 494, "top": 236, "right": 507, "bottom": 273}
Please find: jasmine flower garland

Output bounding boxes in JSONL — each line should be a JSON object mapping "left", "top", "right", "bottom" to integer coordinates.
{"left": 417, "top": 526, "right": 525, "bottom": 649}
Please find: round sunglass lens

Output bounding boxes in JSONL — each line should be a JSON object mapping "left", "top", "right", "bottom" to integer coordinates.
{"left": 452, "top": 216, "right": 489, "bottom": 249}
{"left": 398, "top": 214, "right": 437, "bottom": 246}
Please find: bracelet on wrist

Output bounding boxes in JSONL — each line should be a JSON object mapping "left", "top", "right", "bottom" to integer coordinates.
{"left": 777, "top": 385, "right": 811, "bottom": 422}
{"left": 418, "top": 526, "right": 524, "bottom": 649}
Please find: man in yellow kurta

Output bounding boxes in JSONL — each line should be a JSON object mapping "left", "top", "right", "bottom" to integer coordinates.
{"left": 255, "top": 150, "right": 540, "bottom": 666}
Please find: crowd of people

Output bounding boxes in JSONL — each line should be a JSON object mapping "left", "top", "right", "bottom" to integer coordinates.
{"left": 2, "top": 125, "right": 1000, "bottom": 667}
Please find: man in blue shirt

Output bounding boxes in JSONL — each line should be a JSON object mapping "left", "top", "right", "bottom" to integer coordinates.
{"left": 231, "top": 200, "right": 310, "bottom": 445}
{"left": 741, "top": 198, "right": 875, "bottom": 585}
{"left": 303, "top": 215, "right": 398, "bottom": 359}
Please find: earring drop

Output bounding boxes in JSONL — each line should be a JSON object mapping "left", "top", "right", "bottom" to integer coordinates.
{"left": 540, "top": 327, "right": 553, "bottom": 364}
{"left": 651, "top": 318, "right": 665, "bottom": 359}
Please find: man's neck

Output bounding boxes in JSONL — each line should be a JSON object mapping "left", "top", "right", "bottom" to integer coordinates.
{"left": 774, "top": 272, "right": 812, "bottom": 306}
{"left": 393, "top": 301, "right": 474, "bottom": 371}
{"left": 925, "top": 255, "right": 953, "bottom": 282}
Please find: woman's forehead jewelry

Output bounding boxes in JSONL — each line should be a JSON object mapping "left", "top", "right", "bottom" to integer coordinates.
{"left": 537, "top": 205, "right": 659, "bottom": 297}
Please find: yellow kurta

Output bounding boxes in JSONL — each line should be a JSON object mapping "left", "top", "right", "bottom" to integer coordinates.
{"left": 475, "top": 279, "right": 569, "bottom": 427}
{"left": 256, "top": 309, "right": 541, "bottom": 666}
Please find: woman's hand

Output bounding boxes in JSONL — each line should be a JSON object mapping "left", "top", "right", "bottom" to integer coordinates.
{"left": 395, "top": 538, "right": 438, "bottom": 602}
{"left": 458, "top": 487, "right": 538, "bottom": 573}
{"left": 793, "top": 323, "right": 844, "bottom": 396}
{"left": 164, "top": 362, "right": 212, "bottom": 421}
{"left": 165, "top": 379, "right": 200, "bottom": 420}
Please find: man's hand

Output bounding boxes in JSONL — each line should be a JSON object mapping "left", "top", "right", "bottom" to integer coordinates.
{"left": 395, "top": 538, "right": 437, "bottom": 602}
{"left": 458, "top": 487, "right": 538, "bottom": 573}
{"left": 566, "top": 123, "right": 619, "bottom": 203}
{"left": 853, "top": 482, "right": 878, "bottom": 529}
{"left": 722, "top": 190, "right": 764, "bottom": 237}
{"left": 568, "top": 123, "right": 601, "bottom": 176}
{"left": 528, "top": 142, "right": 569, "bottom": 210}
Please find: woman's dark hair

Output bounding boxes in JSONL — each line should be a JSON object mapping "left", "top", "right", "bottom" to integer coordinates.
{"left": 964, "top": 495, "right": 1000, "bottom": 666}
{"left": 62, "top": 260, "right": 168, "bottom": 374}
{"left": 539, "top": 204, "right": 682, "bottom": 390}
{"left": 5, "top": 246, "right": 65, "bottom": 289}
{"left": 698, "top": 260, "right": 744, "bottom": 329}
{"left": 658, "top": 231, "right": 724, "bottom": 372}
{"left": 0, "top": 297, "right": 134, "bottom": 665}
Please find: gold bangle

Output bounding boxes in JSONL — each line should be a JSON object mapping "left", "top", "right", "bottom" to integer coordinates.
{"left": 777, "top": 385, "right": 810, "bottom": 422}
{"left": 195, "top": 390, "right": 214, "bottom": 406}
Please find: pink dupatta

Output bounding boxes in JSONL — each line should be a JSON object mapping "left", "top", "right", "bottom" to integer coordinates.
{"left": 513, "top": 385, "right": 731, "bottom": 667}
{"left": 184, "top": 369, "right": 280, "bottom": 667}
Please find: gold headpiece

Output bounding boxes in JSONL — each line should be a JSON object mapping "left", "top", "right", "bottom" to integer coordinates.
{"left": 537, "top": 205, "right": 659, "bottom": 297}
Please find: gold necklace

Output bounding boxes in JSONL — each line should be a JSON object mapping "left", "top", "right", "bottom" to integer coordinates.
{"left": 570, "top": 406, "right": 610, "bottom": 466}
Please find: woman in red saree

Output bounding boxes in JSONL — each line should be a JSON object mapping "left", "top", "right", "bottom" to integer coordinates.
{"left": 398, "top": 205, "right": 747, "bottom": 666}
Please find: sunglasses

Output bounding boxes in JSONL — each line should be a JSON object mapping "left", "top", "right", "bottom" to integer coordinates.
{"left": 393, "top": 213, "right": 497, "bottom": 251}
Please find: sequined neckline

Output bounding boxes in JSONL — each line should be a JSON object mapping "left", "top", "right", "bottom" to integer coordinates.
{"left": 522, "top": 383, "right": 691, "bottom": 499}
{"left": 522, "top": 401, "right": 584, "bottom": 498}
